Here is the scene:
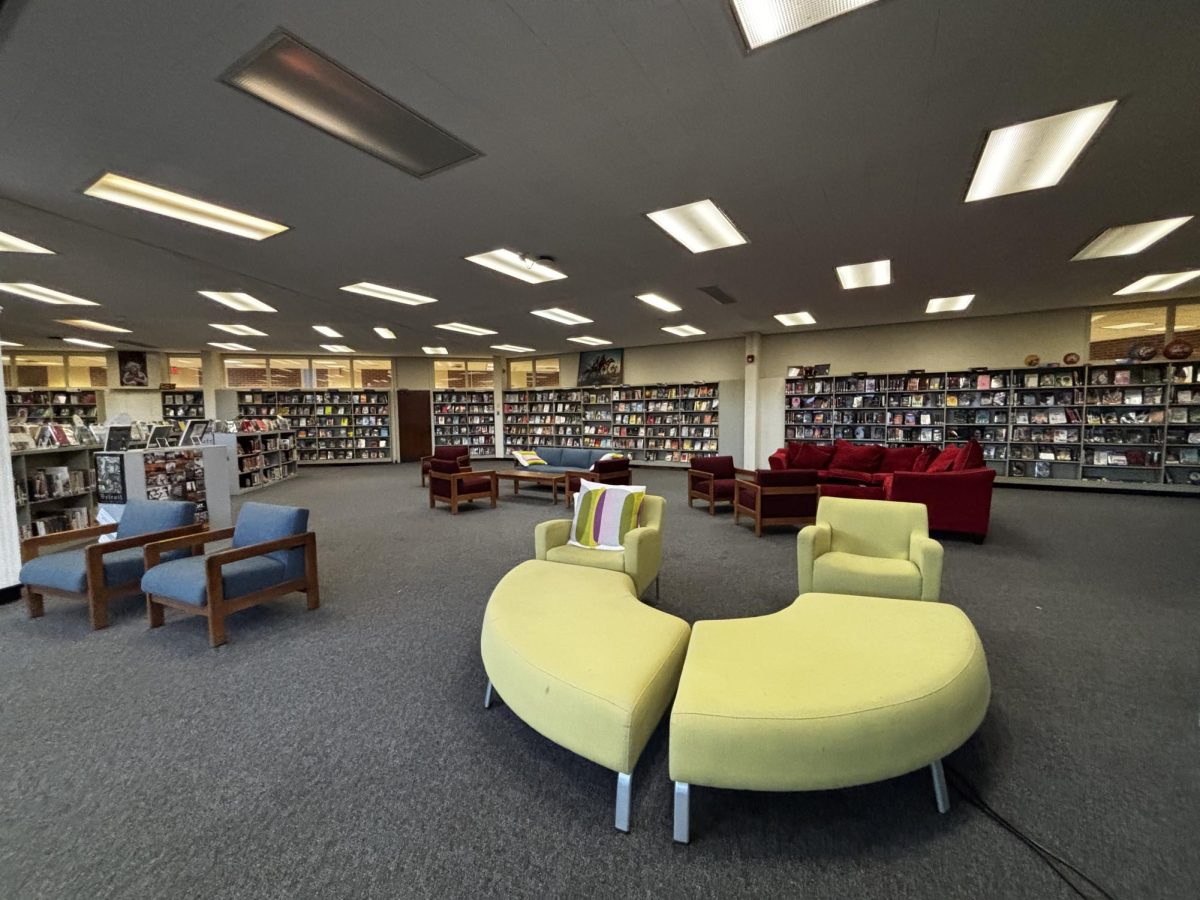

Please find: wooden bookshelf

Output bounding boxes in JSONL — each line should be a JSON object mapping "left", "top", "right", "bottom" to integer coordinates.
{"left": 231, "top": 390, "right": 392, "bottom": 463}
{"left": 161, "top": 389, "right": 205, "bottom": 421}
{"left": 231, "top": 430, "right": 300, "bottom": 493}
{"left": 784, "top": 373, "right": 834, "bottom": 444}
{"left": 6, "top": 388, "right": 103, "bottom": 425}
{"left": 11, "top": 445, "right": 98, "bottom": 540}
{"left": 432, "top": 390, "right": 495, "bottom": 457}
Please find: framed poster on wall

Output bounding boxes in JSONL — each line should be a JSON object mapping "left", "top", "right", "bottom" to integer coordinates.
{"left": 578, "top": 348, "right": 624, "bottom": 386}
{"left": 117, "top": 350, "right": 149, "bottom": 387}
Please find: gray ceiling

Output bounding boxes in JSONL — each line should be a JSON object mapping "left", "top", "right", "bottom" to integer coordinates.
{"left": 0, "top": 0, "right": 1197, "bottom": 358}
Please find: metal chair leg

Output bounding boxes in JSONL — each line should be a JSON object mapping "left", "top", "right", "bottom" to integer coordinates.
{"left": 931, "top": 759, "right": 950, "bottom": 813}
{"left": 483, "top": 680, "right": 494, "bottom": 709}
{"left": 673, "top": 782, "right": 690, "bottom": 843}
{"left": 615, "top": 772, "right": 632, "bottom": 832}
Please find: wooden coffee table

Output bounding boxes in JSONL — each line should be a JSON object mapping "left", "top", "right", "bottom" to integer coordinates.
{"left": 497, "top": 469, "right": 567, "bottom": 504}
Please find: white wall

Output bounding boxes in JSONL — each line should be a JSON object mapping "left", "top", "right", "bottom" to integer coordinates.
{"left": 554, "top": 337, "right": 744, "bottom": 388}
{"left": 0, "top": 318, "right": 20, "bottom": 589}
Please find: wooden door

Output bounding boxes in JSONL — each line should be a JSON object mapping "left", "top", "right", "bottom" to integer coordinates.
{"left": 395, "top": 390, "right": 432, "bottom": 462}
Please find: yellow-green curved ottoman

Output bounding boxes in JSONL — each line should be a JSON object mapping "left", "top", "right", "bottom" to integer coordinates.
{"left": 480, "top": 559, "right": 690, "bottom": 832}
{"left": 668, "top": 592, "right": 990, "bottom": 843}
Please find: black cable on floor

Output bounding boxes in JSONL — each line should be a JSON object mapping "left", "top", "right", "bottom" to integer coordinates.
{"left": 945, "top": 765, "right": 1118, "bottom": 900}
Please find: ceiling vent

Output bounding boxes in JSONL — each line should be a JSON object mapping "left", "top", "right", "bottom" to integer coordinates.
{"left": 699, "top": 285, "right": 738, "bottom": 305}
{"left": 223, "top": 29, "right": 481, "bottom": 178}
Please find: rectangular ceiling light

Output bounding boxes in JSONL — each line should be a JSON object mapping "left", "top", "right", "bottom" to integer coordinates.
{"left": 646, "top": 199, "right": 747, "bottom": 253}
{"left": 774, "top": 311, "right": 816, "bottom": 326}
{"left": 436, "top": 322, "right": 497, "bottom": 336}
{"left": 491, "top": 344, "right": 536, "bottom": 353}
{"left": 208, "top": 341, "right": 257, "bottom": 351}
{"left": 313, "top": 325, "right": 342, "bottom": 338}
{"left": 84, "top": 173, "right": 288, "bottom": 240}
{"left": 1101, "top": 321, "right": 1155, "bottom": 330}
{"left": 0, "top": 339, "right": 23, "bottom": 347}
{"left": 373, "top": 327, "right": 397, "bottom": 339}
{"left": 0, "top": 283, "right": 99, "bottom": 306}
{"left": 662, "top": 324, "right": 706, "bottom": 337}
{"left": 0, "top": 230, "right": 53, "bottom": 253}
{"left": 1113, "top": 270, "right": 1200, "bottom": 295}
{"left": 732, "top": 0, "right": 883, "bottom": 51}
{"left": 836, "top": 259, "right": 891, "bottom": 289}
{"left": 530, "top": 308, "right": 592, "bottom": 325}
{"left": 199, "top": 290, "right": 277, "bottom": 312}
{"left": 55, "top": 319, "right": 131, "bottom": 333}
{"left": 340, "top": 282, "right": 438, "bottom": 305}
{"left": 319, "top": 344, "right": 355, "bottom": 353}
{"left": 926, "top": 294, "right": 976, "bottom": 313}
{"left": 210, "top": 323, "right": 268, "bottom": 336}
{"left": 62, "top": 337, "right": 113, "bottom": 349}
{"left": 465, "top": 249, "right": 567, "bottom": 284}
{"left": 635, "top": 293, "right": 682, "bottom": 312}
{"left": 422, "top": 346, "right": 448, "bottom": 355}
{"left": 567, "top": 336, "right": 611, "bottom": 346}
{"left": 965, "top": 101, "right": 1117, "bottom": 202}
{"left": 222, "top": 30, "right": 480, "bottom": 179}
{"left": 1072, "top": 216, "right": 1193, "bottom": 260}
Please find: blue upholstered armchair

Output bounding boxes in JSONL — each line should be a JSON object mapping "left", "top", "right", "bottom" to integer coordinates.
{"left": 140, "top": 502, "right": 319, "bottom": 647}
{"left": 19, "top": 500, "right": 201, "bottom": 630}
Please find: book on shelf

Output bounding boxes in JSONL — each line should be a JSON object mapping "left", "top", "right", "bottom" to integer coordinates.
{"left": 1113, "top": 370, "right": 1131, "bottom": 385}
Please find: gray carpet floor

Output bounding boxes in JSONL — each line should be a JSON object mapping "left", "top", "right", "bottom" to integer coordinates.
{"left": 0, "top": 464, "right": 1196, "bottom": 899}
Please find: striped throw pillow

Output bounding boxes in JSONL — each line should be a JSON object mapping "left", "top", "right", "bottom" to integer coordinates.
{"left": 569, "top": 481, "right": 646, "bottom": 551}
{"left": 511, "top": 450, "right": 547, "bottom": 466}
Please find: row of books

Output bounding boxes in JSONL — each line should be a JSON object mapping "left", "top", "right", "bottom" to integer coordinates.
{"left": 20, "top": 508, "right": 91, "bottom": 540}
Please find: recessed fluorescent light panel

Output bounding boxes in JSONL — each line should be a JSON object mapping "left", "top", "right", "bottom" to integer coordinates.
{"left": 208, "top": 342, "right": 257, "bottom": 351}
{"left": 1101, "top": 321, "right": 1155, "bottom": 330}
{"left": 774, "top": 311, "right": 816, "bottom": 326}
{"left": 210, "top": 323, "right": 268, "bottom": 336}
{"left": 491, "top": 344, "right": 536, "bottom": 353}
{"left": 662, "top": 325, "right": 706, "bottom": 337}
{"left": 373, "top": 327, "right": 397, "bottom": 339}
{"left": 731, "top": 0, "right": 883, "bottom": 50}
{"left": 62, "top": 337, "right": 112, "bottom": 349}
{"left": 340, "top": 282, "right": 438, "bottom": 306}
{"left": 222, "top": 30, "right": 480, "bottom": 179}
{"left": 965, "top": 101, "right": 1117, "bottom": 202}
{"left": 312, "top": 325, "right": 342, "bottom": 338}
{"left": 436, "top": 322, "right": 497, "bottom": 336}
{"left": 836, "top": 259, "right": 891, "bottom": 289}
{"left": 926, "top": 295, "right": 975, "bottom": 314}
{"left": 635, "top": 293, "right": 682, "bottom": 313}
{"left": 646, "top": 199, "right": 747, "bottom": 253}
{"left": 55, "top": 319, "right": 131, "bottom": 333}
{"left": 465, "top": 249, "right": 567, "bottom": 284}
{"left": 0, "top": 283, "right": 99, "bottom": 306}
{"left": 0, "top": 230, "right": 53, "bottom": 253}
{"left": 1072, "top": 217, "right": 1193, "bottom": 261}
{"left": 567, "top": 336, "right": 611, "bottom": 346}
{"left": 422, "top": 346, "right": 448, "bottom": 355}
{"left": 0, "top": 340, "right": 23, "bottom": 347}
{"left": 319, "top": 344, "right": 355, "bottom": 353}
{"left": 530, "top": 308, "right": 592, "bottom": 326}
{"left": 198, "top": 291, "right": 277, "bottom": 312}
{"left": 83, "top": 173, "right": 288, "bottom": 240}
{"left": 1114, "top": 271, "right": 1200, "bottom": 295}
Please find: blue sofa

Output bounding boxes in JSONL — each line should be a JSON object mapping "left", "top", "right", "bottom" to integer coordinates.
{"left": 520, "top": 447, "right": 613, "bottom": 474}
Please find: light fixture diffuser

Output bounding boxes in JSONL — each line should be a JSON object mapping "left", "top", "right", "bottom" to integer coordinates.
{"left": 313, "top": 325, "right": 342, "bottom": 338}
{"left": 62, "top": 337, "right": 113, "bottom": 349}
{"left": 0, "top": 230, "right": 53, "bottom": 253}
{"left": 836, "top": 259, "right": 891, "bottom": 289}
{"left": 1113, "top": 271, "right": 1200, "bottom": 295}
{"left": 422, "top": 346, "right": 448, "bottom": 355}
{"left": 210, "top": 323, "right": 268, "bottom": 336}
{"left": 465, "top": 249, "right": 566, "bottom": 284}
{"left": 774, "top": 311, "right": 816, "bottom": 326}
{"left": 84, "top": 173, "right": 288, "bottom": 240}
{"left": 1072, "top": 217, "right": 1193, "bottom": 260}
{"left": 373, "top": 327, "right": 397, "bottom": 339}
{"left": 530, "top": 308, "right": 593, "bottom": 326}
{"left": 662, "top": 324, "right": 705, "bottom": 337}
{"left": 0, "top": 340, "right": 23, "bottom": 347}
{"left": 208, "top": 342, "right": 257, "bottom": 351}
{"left": 926, "top": 295, "right": 975, "bottom": 314}
{"left": 340, "top": 282, "right": 438, "bottom": 305}
{"left": 635, "top": 293, "right": 682, "bottom": 312}
{"left": 319, "top": 344, "right": 355, "bottom": 353}
{"left": 1101, "top": 321, "right": 1155, "bottom": 330}
{"left": 55, "top": 319, "right": 131, "bottom": 333}
{"left": 491, "top": 344, "right": 536, "bottom": 353}
{"left": 965, "top": 101, "right": 1117, "bottom": 202}
{"left": 567, "top": 336, "right": 611, "bottom": 346}
{"left": 731, "top": 0, "right": 883, "bottom": 50}
{"left": 198, "top": 291, "right": 277, "bottom": 312}
{"left": 436, "top": 322, "right": 497, "bottom": 336}
{"left": 646, "top": 199, "right": 747, "bottom": 253}
{"left": 0, "top": 283, "right": 99, "bottom": 306}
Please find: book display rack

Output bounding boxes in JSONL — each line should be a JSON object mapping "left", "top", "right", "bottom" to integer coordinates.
{"left": 235, "top": 390, "right": 391, "bottom": 463}
{"left": 502, "top": 383, "right": 720, "bottom": 464}
{"left": 433, "top": 390, "right": 496, "bottom": 457}
{"left": 12, "top": 445, "right": 97, "bottom": 540}
{"left": 6, "top": 388, "right": 103, "bottom": 425}
{"left": 782, "top": 362, "right": 1200, "bottom": 490}
{"left": 161, "top": 390, "right": 205, "bottom": 421}
{"left": 232, "top": 430, "right": 300, "bottom": 493}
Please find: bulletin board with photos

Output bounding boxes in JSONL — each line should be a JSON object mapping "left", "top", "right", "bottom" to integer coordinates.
{"left": 142, "top": 450, "right": 208, "bottom": 522}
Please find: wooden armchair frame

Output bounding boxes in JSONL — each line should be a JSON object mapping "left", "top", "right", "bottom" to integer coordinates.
{"left": 428, "top": 468, "right": 498, "bottom": 515}
{"left": 21, "top": 521, "right": 207, "bottom": 629}
{"left": 420, "top": 451, "right": 471, "bottom": 487}
{"left": 143, "top": 527, "right": 320, "bottom": 648}
{"left": 687, "top": 467, "right": 753, "bottom": 515}
{"left": 733, "top": 474, "right": 818, "bottom": 537}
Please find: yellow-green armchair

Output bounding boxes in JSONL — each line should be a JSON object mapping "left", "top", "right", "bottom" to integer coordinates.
{"left": 797, "top": 496, "right": 943, "bottom": 602}
{"left": 535, "top": 495, "right": 664, "bottom": 599}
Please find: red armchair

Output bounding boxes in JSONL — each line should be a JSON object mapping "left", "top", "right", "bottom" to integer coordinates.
{"left": 733, "top": 468, "right": 819, "bottom": 537}
{"left": 428, "top": 458, "right": 498, "bottom": 515}
{"left": 886, "top": 467, "right": 996, "bottom": 543}
{"left": 687, "top": 456, "right": 742, "bottom": 515}
{"left": 421, "top": 444, "right": 470, "bottom": 487}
